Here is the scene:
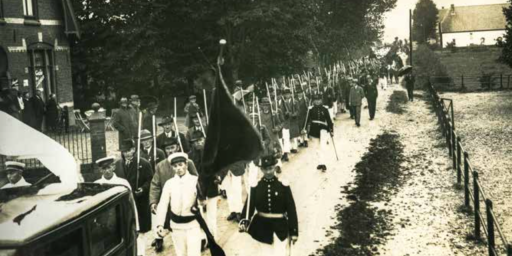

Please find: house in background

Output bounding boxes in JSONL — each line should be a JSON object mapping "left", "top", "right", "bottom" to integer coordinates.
{"left": 438, "top": 3, "right": 508, "bottom": 48}
{"left": 0, "top": 0, "right": 80, "bottom": 125}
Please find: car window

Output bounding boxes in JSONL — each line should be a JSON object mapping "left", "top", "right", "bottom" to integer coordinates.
{"left": 90, "top": 204, "right": 121, "bottom": 256}
{"left": 29, "top": 228, "right": 84, "bottom": 256}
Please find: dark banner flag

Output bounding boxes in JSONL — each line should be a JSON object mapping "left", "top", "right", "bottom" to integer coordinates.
{"left": 201, "top": 63, "right": 263, "bottom": 177}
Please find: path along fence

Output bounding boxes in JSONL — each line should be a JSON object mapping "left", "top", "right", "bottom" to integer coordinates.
{"left": 430, "top": 73, "right": 512, "bottom": 91}
{"left": 427, "top": 78, "right": 512, "bottom": 256}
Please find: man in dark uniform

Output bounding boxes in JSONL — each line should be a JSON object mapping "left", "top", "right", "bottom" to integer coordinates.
{"left": 139, "top": 129, "right": 166, "bottom": 172}
{"left": 304, "top": 93, "right": 334, "bottom": 171}
{"left": 156, "top": 116, "right": 190, "bottom": 153}
{"left": 322, "top": 83, "right": 335, "bottom": 121}
{"left": 114, "top": 139, "right": 154, "bottom": 245}
{"left": 239, "top": 154, "right": 298, "bottom": 256}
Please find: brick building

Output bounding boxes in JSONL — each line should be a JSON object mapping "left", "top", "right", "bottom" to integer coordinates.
{"left": 0, "top": 0, "right": 79, "bottom": 124}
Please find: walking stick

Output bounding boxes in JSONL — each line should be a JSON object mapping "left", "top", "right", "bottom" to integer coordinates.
{"left": 239, "top": 87, "right": 247, "bottom": 114}
{"left": 203, "top": 89, "right": 209, "bottom": 125}
{"left": 330, "top": 133, "right": 339, "bottom": 161}
{"left": 174, "top": 97, "right": 184, "bottom": 152}
{"left": 136, "top": 112, "right": 142, "bottom": 189}
{"left": 152, "top": 115, "right": 157, "bottom": 167}
{"left": 197, "top": 112, "right": 206, "bottom": 138}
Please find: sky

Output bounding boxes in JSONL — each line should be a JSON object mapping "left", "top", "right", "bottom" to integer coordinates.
{"left": 382, "top": 0, "right": 509, "bottom": 43}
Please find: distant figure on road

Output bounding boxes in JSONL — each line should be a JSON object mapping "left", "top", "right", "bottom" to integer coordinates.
{"left": 349, "top": 78, "right": 365, "bottom": 127}
{"left": 364, "top": 74, "right": 379, "bottom": 120}
{"left": 112, "top": 97, "right": 138, "bottom": 151}
{"left": 405, "top": 73, "right": 415, "bottom": 102}
{"left": 30, "top": 88, "right": 46, "bottom": 131}
{"left": 184, "top": 95, "right": 201, "bottom": 128}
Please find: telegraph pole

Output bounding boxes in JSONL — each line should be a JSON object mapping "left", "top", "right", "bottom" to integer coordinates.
{"left": 409, "top": 9, "right": 413, "bottom": 65}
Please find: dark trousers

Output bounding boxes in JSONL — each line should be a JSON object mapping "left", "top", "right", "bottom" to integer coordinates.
{"left": 367, "top": 97, "right": 377, "bottom": 119}
{"left": 406, "top": 85, "right": 414, "bottom": 101}
{"left": 349, "top": 105, "right": 355, "bottom": 118}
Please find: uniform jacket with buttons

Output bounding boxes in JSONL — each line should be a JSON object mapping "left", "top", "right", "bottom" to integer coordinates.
{"left": 305, "top": 105, "right": 334, "bottom": 138}
{"left": 241, "top": 177, "right": 298, "bottom": 245}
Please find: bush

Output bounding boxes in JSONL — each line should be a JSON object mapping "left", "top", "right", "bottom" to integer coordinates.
{"left": 413, "top": 44, "right": 450, "bottom": 88}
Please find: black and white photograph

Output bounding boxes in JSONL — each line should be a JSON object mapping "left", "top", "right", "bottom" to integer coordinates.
{"left": 1, "top": 0, "right": 512, "bottom": 255}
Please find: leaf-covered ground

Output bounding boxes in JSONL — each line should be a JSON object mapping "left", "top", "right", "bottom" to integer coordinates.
{"left": 440, "top": 91, "right": 512, "bottom": 252}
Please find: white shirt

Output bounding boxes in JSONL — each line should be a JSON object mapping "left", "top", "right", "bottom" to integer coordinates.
{"left": 1, "top": 177, "right": 31, "bottom": 189}
{"left": 156, "top": 172, "right": 199, "bottom": 230}
{"left": 95, "top": 173, "right": 132, "bottom": 191}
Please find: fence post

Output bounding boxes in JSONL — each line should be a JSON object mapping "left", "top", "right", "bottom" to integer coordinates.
{"left": 457, "top": 137, "right": 462, "bottom": 184}
{"left": 501, "top": 74, "right": 503, "bottom": 90}
{"left": 474, "top": 171, "right": 481, "bottom": 241}
{"left": 447, "top": 123, "right": 452, "bottom": 156}
{"left": 464, "top": 152, "right": 470, "bottom": 207}
{"left": 452, "top": 130, "right": 457, "bottom": 169}
{"left": 486, "top": 199, "right": 495, "bottom": 256}
{"left": 88, "top": 103, "right": 107, "bottom": 166}
{"left": 508, "top": 75, "right": 510, "bottom": 89}
{"left": 461, "top": 75, "right": 465, "bottom": 90}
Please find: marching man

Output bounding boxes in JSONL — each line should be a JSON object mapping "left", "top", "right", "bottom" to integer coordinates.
{"left": 1, "top": 161, "right": 31, "bottom": 189}
{"left": 156, "top": 152, "right": 203, "bottom": 256}
{"left": 239, "top": 154, "right": 298, "bottom": 256}
{"left": 304, "top": 93, "right": 334, "bottom": 171}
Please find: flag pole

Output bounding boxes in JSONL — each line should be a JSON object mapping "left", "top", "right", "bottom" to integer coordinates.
{"left": 203, "top": 89, "right": 209, "bottom": 125}
{"left": 136, "top": 111, "right": 142, "bottom": 189}
{"left": 174, "top": 97, "right": 184, "bottom": 152}
{"left": 152, "top": 115, "right": 157, "bottom": 167}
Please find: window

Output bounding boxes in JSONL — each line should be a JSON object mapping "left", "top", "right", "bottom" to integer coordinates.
{"left": 29, "top": 49, "right": 54, "bottom": 102}
{"left": 23, "top": 0, "right": 37, "bottom": 18}
{"left": 89, "top": 205, "right": 122, "bottom": 256}
{"left": 29, "top": 228, "right": 85, "bottom": 256}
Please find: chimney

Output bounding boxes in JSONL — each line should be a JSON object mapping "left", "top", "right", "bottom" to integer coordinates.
{"left": 450, "top": 4, "right": 455, "bottom": 15}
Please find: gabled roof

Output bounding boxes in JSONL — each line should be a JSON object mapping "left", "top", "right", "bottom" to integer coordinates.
{"left": 439, "top": 3, "right": 509, "bottom": 33}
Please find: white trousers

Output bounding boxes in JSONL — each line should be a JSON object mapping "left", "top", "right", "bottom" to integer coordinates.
{"left": 171, "top": 226, "right": 202, "bottom": 256}
{"left": 259, "top": 234, "right": 288, "bottom": 256}
{"left": 244, "top": 162, "right": 260, "bottom": 194}
{"left": 281, "top": 128, "right": 291, "bottom": 153}
{"left": 223, "top": 171, "right": 243, "bottom": 213}
{"left": 310, "top": 130, "right": 329, "bottom": 166}
{"left": 379, "top": 78, "right": 387, "bottom": 90}
{"left": 205, "top": 197, "right": 219, "bottom": 238}
{"left": 290, "top": 137, "right": 298, "bottom": 150}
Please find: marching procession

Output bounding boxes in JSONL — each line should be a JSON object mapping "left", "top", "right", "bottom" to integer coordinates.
{"left": 0, "top": 36, "right": 413, "bottom": 256}
{"left": 85, "top": 51, "right": 402, "bottom": 256}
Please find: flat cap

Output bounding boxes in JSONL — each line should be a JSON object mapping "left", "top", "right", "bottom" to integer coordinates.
{"left": 5, "top": 161, "right": 25, "bottom": 172}
{"left": 168, "top": 152, "right": 188, "bottom": 165}
{"left": 96, "top": 156, "right": 115, "bottom": 168}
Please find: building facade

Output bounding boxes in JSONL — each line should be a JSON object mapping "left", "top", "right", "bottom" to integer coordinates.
{"left": 0, "top": 0, "right": 79, "bottom": 124}
{"left": 438, "top": 4, "right": 508, "bottom": 48}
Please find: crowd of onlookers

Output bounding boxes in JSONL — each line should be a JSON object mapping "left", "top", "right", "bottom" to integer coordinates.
{"left": 0, "top": 80, "right": 65, "bottom": 132}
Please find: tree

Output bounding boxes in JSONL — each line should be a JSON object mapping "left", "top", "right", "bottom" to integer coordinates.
{"left": 500, "top": 0, "right": 512, "bottom": 68}
{"left": 412, "top": 0, "right": 438, "bottom": 44}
